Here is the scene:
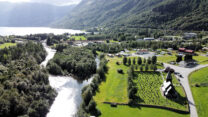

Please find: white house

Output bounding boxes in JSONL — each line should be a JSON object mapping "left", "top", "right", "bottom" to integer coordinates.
{"left": 144, "top": 37, "right": 155, "bottom": 41}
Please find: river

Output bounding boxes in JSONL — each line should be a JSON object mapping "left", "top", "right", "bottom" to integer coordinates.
{"left": 41, "top": 43, "right": 99, "bottom": 117}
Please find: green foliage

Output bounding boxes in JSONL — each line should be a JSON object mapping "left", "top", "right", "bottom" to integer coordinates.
{"left": 128, "top": 58, "right": 131, "bottom": 65}
{"left": 47, "top": 46, "right": 96, "bottom": 80}
{"left": 0, "top": 42, "right": 56, "bottom": 117}
{"left": 176, "top": 55, "right": 183, "bottom": 63}
{"left": 152, "top": 56, "right": 157, "bottom": 64}
{"left": 54, "top": 0, "right": 208, "bottom": 31}
{"left": 137, "top": 57, "right": 142, "bottom": 65}
{"left": 79, "top": 54, "right": 108, "bottom": 117}
{"left": 190, "top": 67, "right": 208, "bottom": 117}
{"left": 123, "top": 57, "right": 127, "bottom": 65}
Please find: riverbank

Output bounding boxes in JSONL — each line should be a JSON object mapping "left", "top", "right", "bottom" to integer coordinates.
{"left": 41, "top": 43, "right": 100, "bottom": 117}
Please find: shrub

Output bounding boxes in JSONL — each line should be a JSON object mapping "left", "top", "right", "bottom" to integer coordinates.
{"left": 117, "top": 69, "right": 123, "bottom": 74}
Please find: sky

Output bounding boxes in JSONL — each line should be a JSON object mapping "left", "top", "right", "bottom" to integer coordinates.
{"left": 0, "top": 0, "right": 82, "bottom": 5}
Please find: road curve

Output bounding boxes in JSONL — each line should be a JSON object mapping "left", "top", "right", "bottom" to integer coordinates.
{"left": 164, "top": 63, "right": 208, "bottom": 117}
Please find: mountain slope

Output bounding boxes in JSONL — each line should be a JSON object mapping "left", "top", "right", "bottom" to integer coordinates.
{"left": 53, "top": 0, "right": 208, "bottom": 31}
{"left": 0, "top": 2, "right": 75, "bottom": 27}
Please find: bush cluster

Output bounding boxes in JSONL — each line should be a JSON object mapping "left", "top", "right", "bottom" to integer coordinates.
{"left": 47, "top": 46, "right": 97, "bottom": 80}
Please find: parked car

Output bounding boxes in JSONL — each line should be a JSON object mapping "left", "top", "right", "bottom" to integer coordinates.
{"left": 179, "top": 74, "right": 184, "bottom": 78}
{"left": 174, "top": 72, "right": 180, "bottom": 75}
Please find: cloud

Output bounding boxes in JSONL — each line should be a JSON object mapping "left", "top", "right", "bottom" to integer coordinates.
{"left": 0, "top": 0, "right": 82, "bottom": 5}
{"left": 31, "top": 0, "right": 82, "bottom": 5}
{"left": 0, "top": 0, "right": 30, "bottom": 3}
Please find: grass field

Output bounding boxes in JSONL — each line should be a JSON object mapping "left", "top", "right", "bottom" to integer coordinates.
{"left": 193, "top": 56, "right": 208, "bottom": 65}
{"left": 97, "top": 104, "right": 189, "bottom": 117}
{"left": 134, "top": 72, "right": 188, "bottom": 110}
{"left": 157, "top": 54, "right": 208, "bottom": 65}
{"left": 94, "top": 56, "right": 189, "bottom": 117}
{"left": 69, "top": 36, "right": 87, "bottom": 41}
{"left": 0, "top": 43, "right": 16, "bottom": 49}
{"left": 94, "top": 57, "right": 129, "bottom": 103}
{"left": 189, "top": 67, "right": 208, "bottom": 117}
{"left": 157, "top": 55, "right": 177, "bottom": 63}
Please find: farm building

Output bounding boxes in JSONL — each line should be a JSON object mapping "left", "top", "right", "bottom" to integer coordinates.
{"left": 178, "top": 48, "right": 195, "bottom": 55}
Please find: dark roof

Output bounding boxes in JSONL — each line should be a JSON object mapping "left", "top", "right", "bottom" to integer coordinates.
{"left": 166, "top": 72, "right": 172, "bottom": 82}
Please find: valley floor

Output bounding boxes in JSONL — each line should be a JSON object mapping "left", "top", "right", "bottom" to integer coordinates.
{"left": 94, "top": 56, "right": 189, "bottom": 117}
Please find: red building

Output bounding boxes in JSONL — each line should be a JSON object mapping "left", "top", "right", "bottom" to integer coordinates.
{"left": 178, "top": 48, "right": 194, "bottom": 54}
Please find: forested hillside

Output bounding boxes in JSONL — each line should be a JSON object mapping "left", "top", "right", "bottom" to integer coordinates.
{"left": 53, "top": 0, "right": 208, "bottom": 31}
{"left": 0, "top": 42, "right": 56, "bottom": 117}
{"left": 0, "top": 2, "right": 75, "bottom": 27}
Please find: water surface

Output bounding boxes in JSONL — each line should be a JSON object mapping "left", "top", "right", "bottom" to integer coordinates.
{"left": 0, "top": 27, "right": 84, "bottom": 36}
{"left": 41, "top": 43, "right": 99, "bottom": 117}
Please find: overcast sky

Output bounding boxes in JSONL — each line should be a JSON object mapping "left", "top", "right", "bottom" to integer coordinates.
{"left": 0, "top": 0, "right": 82, "bottom": 5}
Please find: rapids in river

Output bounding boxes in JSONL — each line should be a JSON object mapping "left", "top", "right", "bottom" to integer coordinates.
{"left": 41, "top": 42, "right": 99, "bottom": 117}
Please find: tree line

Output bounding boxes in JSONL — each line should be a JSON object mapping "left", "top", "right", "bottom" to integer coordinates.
{"left": 123, "top": 56, "right": 158, "bottom": 72}
{"left": 76, "top": 54, "right": 108, "bottom": 117}
{"left": 86, "top": 40, "right": 203, "bottom": 54}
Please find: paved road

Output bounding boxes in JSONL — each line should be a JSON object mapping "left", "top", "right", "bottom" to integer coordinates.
{"left": 164, "top": 63, "right": 208, "bottom": 117}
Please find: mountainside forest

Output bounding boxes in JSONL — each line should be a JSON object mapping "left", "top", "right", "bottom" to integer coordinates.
{"left": 53, "top": 0, "right": 208, "bottom": 31}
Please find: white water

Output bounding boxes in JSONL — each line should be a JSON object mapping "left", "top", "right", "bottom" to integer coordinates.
{"left": 0, "top": 27, "right": 84, "bottom": 36}
{"left": 41, "top": 43, "right": 98, "bottom": 117}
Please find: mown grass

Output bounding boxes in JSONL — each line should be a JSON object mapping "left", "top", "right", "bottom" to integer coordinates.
{"left": 69, "top": 36, "right": 87, "bottom": 41}
{"left": 157, "top": 55, "right": 177, "bottom": 63}
{"left": 189, "top": 67, "right": 208, "bottom": 117}
{"left": 97, "top": 104, "right": 189, "bottom": 117}
{"left": 0, "top": 43, "right": 16, "bottom": 49}
{"left": 94, "top": 57, "right": 129, "bottom": 103}
{"left": 193, "top": 56, "right": 208, "bottom": 65}
{"left": 157, "top": 53, "right": 208, "bottom": 65}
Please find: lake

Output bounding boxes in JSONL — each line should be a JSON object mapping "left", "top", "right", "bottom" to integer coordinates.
{"left": 0, "top": 27, "right": 84, "bottom": 36}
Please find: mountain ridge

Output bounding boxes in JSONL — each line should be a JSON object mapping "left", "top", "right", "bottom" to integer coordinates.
{"left": 0, "top": 2, "right": 75, "bottom": 27}
{"left": 53, "top": 0, "right": 208, "bottom": 31}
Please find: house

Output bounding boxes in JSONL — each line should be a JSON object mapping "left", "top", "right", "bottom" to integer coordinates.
{"left": 160, "top": 51, "right": 166, "bottom": 55}
{"left": 202, "top": 47, "right": 208, "bottom": 51}
{"left": 183, "top": 33, "right": 197, "bottom": 39}
{"left": 115, "top": 53, "right": 122, "bottom": 57}
{"left": 162, "top": 81, "right": 174, "bottom": 97}
{"left": 144, "top": 37, "right": 155, "bottom": 41}
{"left": 178, "top": 48, "right": 195, "bottom": 55}
{"left": 119, "top": 51, "right": 130, "bottom": 57}
{"left": 136, "top": 49, "right": 149, "bottom": 55}
{"left": 167, "top": 48, "right": 173, "bottom": 51}
{"left": 161, "top": 71, "right": 177, "bottom": 98}
{"left": 107, "top": 54, "right": 114, "bottom": 58}
{"left": 124, "top": 49, "right": 130, "bottom": 53}
{"left": 137, "top": 39, "right": 143, "bottom": 41}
